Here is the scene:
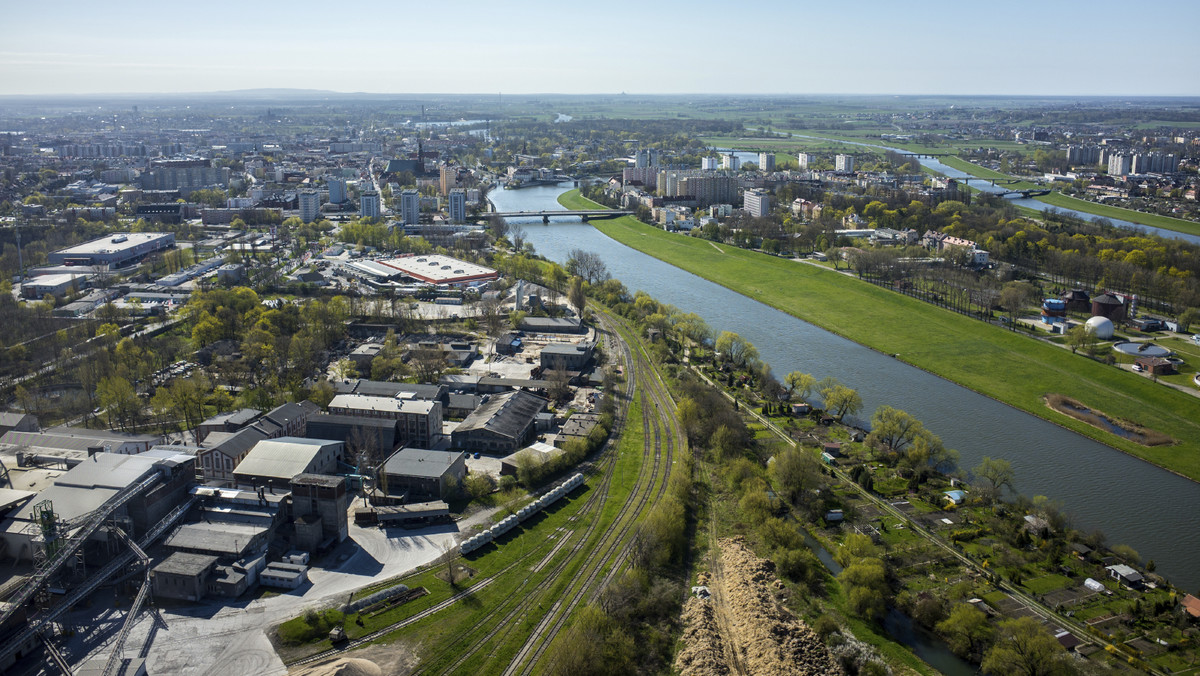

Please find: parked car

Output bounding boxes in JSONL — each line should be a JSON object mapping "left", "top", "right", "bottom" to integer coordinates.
{"left": 1132, "top": 363, "right": 1145, "bottom": 372}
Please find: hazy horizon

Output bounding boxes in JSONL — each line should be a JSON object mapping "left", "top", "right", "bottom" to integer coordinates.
{"left": 4, "top": 0, "right": 1198, "bottom": 98}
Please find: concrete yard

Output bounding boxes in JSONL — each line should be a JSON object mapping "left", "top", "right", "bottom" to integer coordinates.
{"left": 62, "top": 522, "right": 460, "bottom": 675}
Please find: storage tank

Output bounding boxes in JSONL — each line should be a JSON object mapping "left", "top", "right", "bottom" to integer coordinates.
{"left": 1085, "top": 316, "right": 1114, "bottom": 340}
{"left": 1061, "top": 289, "right": 1091, "bottom": 312}
{"left": 1092, "top": 293, "right": 1126, "bottom": 321}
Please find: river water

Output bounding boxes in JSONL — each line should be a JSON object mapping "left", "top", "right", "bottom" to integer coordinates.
{"left": 490, "top": 183, "right": 1200, "bottom": 592}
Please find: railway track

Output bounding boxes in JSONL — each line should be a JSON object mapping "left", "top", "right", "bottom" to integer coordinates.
{"left": 422, "top": 314, "right": 662, "bottom": 676}
{"left": 504, "top": 312, "right": 680, "bottom": 676}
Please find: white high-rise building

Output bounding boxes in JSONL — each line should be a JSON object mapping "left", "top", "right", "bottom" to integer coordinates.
{"left": 743, "top": 189, "right": 770, "bottom": 218}
{"left": 722, "top": 153, "right": 740, "bottom": 171}
{"left": 360, "top": 190, "right": 381, "bottom": 219}
{"left": 1108, "top": 154, "right": 1131, "bottom": 177}
{"left": 400, "top": 189, "right": 420, "bottom": 225}
{"left": 328, "top": 178, "right": 346, "bottom": 204}
{"left": 797, "top": 153, "right": 811, "bottom": 169}
{"left": 298, "top": 189, "right": 320, "bottom": 223}
{"left": 448, "top": 188, "right": 466, "bottom": 224}
{"left": 701, "top": 156, "right": 719, "bottom": 171}
{"left": 758, "top": 152, "right": 776, "bottom": 172}
{"left": 836, "top": 154, "right": 855, "bottom": 173}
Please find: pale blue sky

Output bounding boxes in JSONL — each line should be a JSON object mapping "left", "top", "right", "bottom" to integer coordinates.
{"left": 2, "top": 0, "right": 1197, "bottom": 96}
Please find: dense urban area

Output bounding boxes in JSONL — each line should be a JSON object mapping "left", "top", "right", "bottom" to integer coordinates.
{"left": 0, "top": 92, "right": 1198, "bottom": 676}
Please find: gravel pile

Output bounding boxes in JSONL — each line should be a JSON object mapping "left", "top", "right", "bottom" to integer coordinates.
{"left": 291, "top": 657, "right": 383, "bottom": 676}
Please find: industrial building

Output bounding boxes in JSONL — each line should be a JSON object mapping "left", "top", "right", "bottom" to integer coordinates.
{"left": 231, "top": 437, "right": 344, "bottom": 490}
{"left": 197, "top": 402, "right": 320, "bottom": 484}
{"left": 290, "top": 474, "right": 349, "bottom": 550}
{"left": 540, "top": 342, "right": 595, "bottom": 371}
{"left": 327, "top": 394, "right": 442, "bottom": 449}
{"left": 20, "top": 273, "right": 90, "bottom": 299}
{"left": 518, "top": 317, "right": 586, "bottom": 334}
{"left": 47, "top": 232, "right": 175, "bottom": 269}
{"left": 305, "top": 414, "right": 401, "bottom": 457}
{"left": 0, "top": 425, "right": 160, "bottom": 460}
{"left": 0, "top": 449, "right": 196, "bottom": 563}
{"left": 379, "top": 448, "right": 467, "bottom": 501}
{"left": 343, "top": 254, "right": 497, "bottom": 288}
{"left": 330, "top": 378, "right": 448, "bottom": 404}
{"left": 452, "top": 390, "right": 548, "bottom": 453}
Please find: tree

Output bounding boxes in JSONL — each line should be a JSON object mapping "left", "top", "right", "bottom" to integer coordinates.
{"left": 772, "top": 448, "right": 820, "bottom": 505}
{"left": 709, "top": 424, "right": 742, "bottom": 461}
{"left": 331, "top": 358, "right": 358, "bottom": 381}
{"left": 981, "top": 617, "right": 1077, "bottom": 676}
{"left": 783, "top": 371, "right": 816, "bottom": 402}
{"left": 1175, "top": 306, "right": 1198, "bottom": 333}
{"left": 823, "top": 385, "right": 863, "bottom": 420}
{"left": 565, "top": 249, "right": 610, "bottom": 286}
{"left": 410, "top": 346, "right": 447, "bottom": 384}
{"left": 936, "top": 603, "right": 993, "bottom": 657}
{"left": 837, "top": 558, "right": 889, "bottom": 619}
{"left": 974, "top": 456, "right": 1014, "bottom": 502}
{"left": 509, "top": 224, "right": 528, "bottom": 252}
{"left": 715, "top": 331, "right": 759, "bottom": 369}
{"left": 97, "top": 376, "right": 140, "bottom": 431}
{"left": 1065, "top": 324, "right": 1098, "bottom": 355}
{"left": 568, "top": 276, "right": 586, "bottom": 315}
{"left": 999, "top": 281, "right": 1036, "bottom": 329}
{"left": 865, "top": 406, "right": 928, "bottom": 454}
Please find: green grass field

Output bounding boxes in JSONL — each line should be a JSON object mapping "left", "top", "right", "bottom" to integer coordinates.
{"left": 558, "top": 190, "right": 1200, "bottom": 482}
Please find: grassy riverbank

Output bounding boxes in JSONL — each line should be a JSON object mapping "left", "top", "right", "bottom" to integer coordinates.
{"left": 558, "top": 190, "right": 1200, "bottom": 481}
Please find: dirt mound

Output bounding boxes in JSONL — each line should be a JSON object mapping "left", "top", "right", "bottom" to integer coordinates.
{"left": 291, "top": 657, "right": 383, "bottom": 676}
{"left": 717, "top": 537, "right": 842, "bottom": 675}
{"left": 674, "top": 594, "right": 731, "bottom": 675}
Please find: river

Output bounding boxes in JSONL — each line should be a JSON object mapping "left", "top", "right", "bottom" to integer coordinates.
{"left": 490, "top": 183, "right": 1200, "bottom": 593}
{"left": 719, "top": 143, "right": 1200, "bottom": 245}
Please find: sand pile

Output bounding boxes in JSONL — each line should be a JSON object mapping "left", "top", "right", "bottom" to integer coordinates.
{"left": 717, "top": 536, "right": 841, "bottom": 675}
{"left": 292, "top": 657, "right": 383, "bottom": 676}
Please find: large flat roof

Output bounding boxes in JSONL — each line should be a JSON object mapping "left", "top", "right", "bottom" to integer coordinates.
{"left": 233, "top": 437, "right": 340, "bottom": 481}
{"left": 329, "top": 394, "right": 438, "bottom": 416}
{"left": 53, "top": 232, "right": 172, "bottom": 256}
{"left": 382, "top": 448, "right": 465, "bottom": 479}
{"left": 374, "top": 254, "right": 497, "bottom": 285}
{"left": 166, "top": 521, "right": 266, "bottom": 556}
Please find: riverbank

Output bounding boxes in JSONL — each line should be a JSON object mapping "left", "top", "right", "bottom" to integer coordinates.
{"left": 558, "top": 190, "right": 1200, "bottom": 482}
{"left": 937, "top": 156, "right": 1200, "bottom": 237}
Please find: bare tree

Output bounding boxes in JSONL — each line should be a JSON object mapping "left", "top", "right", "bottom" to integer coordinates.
{"left": 566, "top": 249, "right": 610, "bottom": 286}
{"left": 509, "top": 224, "right": 527, "bottom": 252}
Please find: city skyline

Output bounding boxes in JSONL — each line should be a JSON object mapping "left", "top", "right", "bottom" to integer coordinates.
{"left": 3, "top": 0, "right": 1199, "bottom": 97}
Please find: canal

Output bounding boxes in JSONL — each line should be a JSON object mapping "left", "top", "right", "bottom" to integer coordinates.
{"left": 490, "top": 183, "right": 1200, "bottom": 593}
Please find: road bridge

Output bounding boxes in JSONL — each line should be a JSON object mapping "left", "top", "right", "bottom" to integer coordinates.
{"left": 490, "top": 209, "right": 633, "bottom": 223}
{"left": 997, "top": 189, "right": 1052, "bottom": 198}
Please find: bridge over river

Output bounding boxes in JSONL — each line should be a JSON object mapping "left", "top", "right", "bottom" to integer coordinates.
{"left": 490, "top": 209, "right": 633, "bottom": 223}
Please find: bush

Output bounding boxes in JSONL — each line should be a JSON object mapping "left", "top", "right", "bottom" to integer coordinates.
{"left": 812, "top": 614, "right": 840, "bottom": 639}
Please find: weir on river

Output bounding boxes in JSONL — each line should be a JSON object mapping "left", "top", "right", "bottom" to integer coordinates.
{"left": 491, "top": 183, "right": 1200, "bottom": 592}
